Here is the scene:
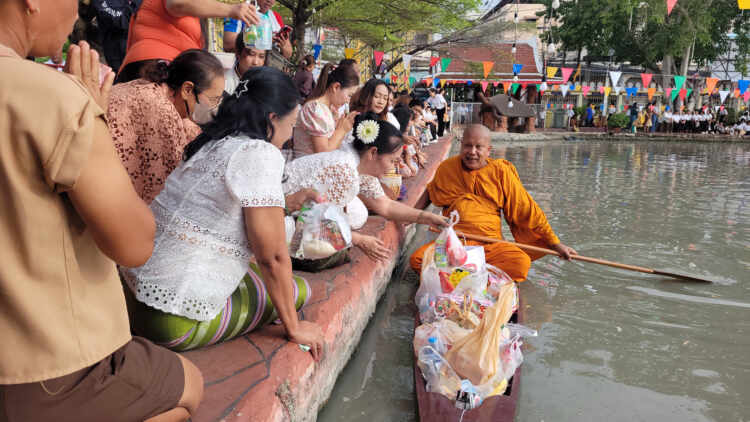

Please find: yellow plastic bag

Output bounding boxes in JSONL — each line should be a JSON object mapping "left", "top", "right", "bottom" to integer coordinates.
{"left": 445, "top": 283, "right": 515, "bottom": 385}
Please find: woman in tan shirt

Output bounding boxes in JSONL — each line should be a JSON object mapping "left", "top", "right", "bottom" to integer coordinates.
{"left": 0, "top": 1, "right": 202, "bottom": 421}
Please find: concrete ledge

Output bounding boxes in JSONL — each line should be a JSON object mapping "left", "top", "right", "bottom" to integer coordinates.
{"left": 184, "top": 136, "right": 454, "bottom": 422}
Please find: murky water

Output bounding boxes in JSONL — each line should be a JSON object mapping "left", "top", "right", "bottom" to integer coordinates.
{"left": 319, "top": 140, "right": 750, "bottom": 422}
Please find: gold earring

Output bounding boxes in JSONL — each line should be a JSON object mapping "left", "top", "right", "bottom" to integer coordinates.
{"left": 26, "top": 7, "right": 36, "bottom": 16}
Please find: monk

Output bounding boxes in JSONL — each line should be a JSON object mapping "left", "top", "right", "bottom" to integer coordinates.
{"left": 410, "top": 125, "right": 576, "bottom": 281}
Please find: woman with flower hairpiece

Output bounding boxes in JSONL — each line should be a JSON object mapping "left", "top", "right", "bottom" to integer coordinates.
{"left": 283, "top": 112, "right": 448, "bottom": 262}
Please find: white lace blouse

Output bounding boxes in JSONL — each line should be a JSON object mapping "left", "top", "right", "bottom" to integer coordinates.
{"left": 283, "top": 149, "right": 385, "bottom": 218}
{"left": 121, "top": 136, "right": 285, "bottom": 321}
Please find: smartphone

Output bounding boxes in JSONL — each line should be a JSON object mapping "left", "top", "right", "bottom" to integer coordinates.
{"left": 279, "top": 25, "right": 292, "bottom": 38}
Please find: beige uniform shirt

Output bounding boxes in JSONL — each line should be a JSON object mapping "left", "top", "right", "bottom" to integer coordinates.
{"left": 0, "top": 47, "right": 131, "bottom": 384}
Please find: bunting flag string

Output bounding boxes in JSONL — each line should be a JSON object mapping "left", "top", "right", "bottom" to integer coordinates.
{"left": 502, "top": 81, "right": 511, "bottom": 94}
{"left": 429, "top": 57, "right": 440, "bottom": 68}
{"left": 598, "top": 86, "right": 605, "bottom": 94}
{"left": 625, "top": 87, "right": 638, "bottom": 97}
{"left": 582, "top": 85, "right": 591, "bottom": 96}
{"left": 480, "top": 81, "right": 489, "bottom": 93}
{"left": 513, "top": 64, "right": 523, "bottom": 75}
{"left": 665, "top": 87, "right": 673, "bottom": 101}
{"left": 433, "top": 78, "right": 440, "bottom": 88}
{"left": 344, "top": 48, "right": 355, "bottom": 60}
{"left": 483, "top": 61, "right": 495, "bottom": 78}
{"left": 641, "top": 73, "right": 653, "bottom": 88}
{"left": 744, "top": 90, "right": 750, "bottom": 102}
{"left": 647, "top": 87, "right": 656, "bottom": 101}
{"left": 493, "top": 81, "right": 500, "bottom": 87}
{"left": 561, "top": 84, "right": 570, "bottom": 97}
{"left": 312, "top": 44, "right": 323, "bottom": 60}
{"left": 610, "top": 71, "right": 622, "bottom": 86}
{"left": 739, "top": 79, "right": 750, "bottom": 94}
{"left": 511, "top": 83, "right": 520, "bottom": 94}
{"left": 561, "top": 67, "right": 574, "bottom": 83}
{"left": 604, "top": 86, "right": 612, "bottom": 97}
{"left": 546, "top": 66, "right": 558, "bottom": 79}
{"left": 374, "top": 51, "right": 384, "bottom": 67}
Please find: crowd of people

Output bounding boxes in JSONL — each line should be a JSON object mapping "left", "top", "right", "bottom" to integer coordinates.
{"left": 570, "top": 101, "right": 749, "bottom": 136}
{"left": 0, "top": 0, "right": 458, "bottom": 420}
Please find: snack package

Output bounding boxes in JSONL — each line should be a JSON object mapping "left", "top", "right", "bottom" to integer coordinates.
{"left": 291, "top": 203, "right": 352, "bottom": 260}
{"left": 434, "top": 211, "right": 467, "bottom": 268}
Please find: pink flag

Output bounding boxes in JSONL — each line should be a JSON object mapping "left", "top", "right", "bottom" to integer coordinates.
{"left": 641, "top": 73, "right": 653, "bottom": 88}
{"left": 582, "top": 85, "right": 591, "bottom": 96}
{"left": 561, "top": 67, "right": 574, "bottom": 83}
{"left": 493, "top": 81, "right": 500, "bottom": 87}
{"left": 667, "top": 0, "right": 678, "bottom": 15}
{"left": 598, "top": 86, "right": 605, "bottom": 94}
{"left": 374, "top": 51, "right": 384, "bottom": 67}
{"left": 744, "top": 90, "right": 750, "bottom": 102}
{"left": 481, "top": 81, "right": 489, "bottom": 93}
{"left": 678, "top": 89, "right": 687, "bottom": 100}
{"left": 665, "top": 87, "right": 673, "bottom": 99}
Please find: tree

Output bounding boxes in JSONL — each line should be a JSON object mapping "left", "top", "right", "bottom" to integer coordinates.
{"left": 276, "top": 0, "right": 481, "bottom": 60}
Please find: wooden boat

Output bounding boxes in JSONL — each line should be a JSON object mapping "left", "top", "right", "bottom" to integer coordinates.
{"left": 413, "top": 294, "right": 523, "bottom": 421}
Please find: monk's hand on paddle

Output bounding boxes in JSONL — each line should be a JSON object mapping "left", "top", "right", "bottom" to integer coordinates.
{"left": 288, "top": 321, "right": 324, "bottom": 361}
{"left": 353, "top": 233, "right": 390, "bottom": 262}
{"left": 64, "top": 41, "right": 114, "bottom": 110}
{"left": 552, "top": 243, "right": 577, "bottom": 260}
{"left": 417, "top": 211, "right": 449, "bottom": 230}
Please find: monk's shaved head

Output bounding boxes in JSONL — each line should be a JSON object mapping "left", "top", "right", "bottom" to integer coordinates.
{"left": 460, "top": 124, "right": 492, "bottom": 170}
{"left": 463, "top": 124, "right": 491, "bottom": 143}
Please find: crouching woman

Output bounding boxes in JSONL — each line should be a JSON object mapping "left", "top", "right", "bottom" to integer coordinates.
{"left": 121, "top": 67, "right": 324, "bottom": 359}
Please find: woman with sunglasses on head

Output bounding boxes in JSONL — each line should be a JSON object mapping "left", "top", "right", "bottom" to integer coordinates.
{"left": 107, "top": 49, "right": 225, "bottom": 203}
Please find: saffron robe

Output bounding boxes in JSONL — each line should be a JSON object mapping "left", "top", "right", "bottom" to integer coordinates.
{"left": 410, "top": 156, "right": 560, "bottom": 281}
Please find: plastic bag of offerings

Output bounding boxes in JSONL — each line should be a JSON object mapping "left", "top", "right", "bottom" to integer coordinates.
{"left": 290, "top": 203, "right": 352, "bottom": 271}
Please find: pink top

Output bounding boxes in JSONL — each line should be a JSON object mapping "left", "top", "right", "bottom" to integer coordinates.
{"left": 292, "top": 100, "right": 336, "bottom": 160}
{"left": 107, "top": 79, "right": 201, "bottom": 203}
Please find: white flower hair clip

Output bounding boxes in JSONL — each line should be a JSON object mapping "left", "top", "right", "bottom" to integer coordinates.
{"left": 356, "top": 120, "right": 379, "bottom": 144}
{"left": 235, "top": 80, "right": 249, "bottom": 98}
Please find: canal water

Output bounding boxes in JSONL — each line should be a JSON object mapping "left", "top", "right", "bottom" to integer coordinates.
{"left": 318, "top": 139, "right": 750, "bottom": 422}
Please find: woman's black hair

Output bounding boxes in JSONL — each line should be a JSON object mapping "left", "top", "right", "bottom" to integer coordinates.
{"left": 391, "top": 105, "right": 413, "bottom": 135}
{"left": 306, "top": 63, "right": 360, "bottom": 103}
{"left": 299, "top": 54, "right": 315, "bottom": 69}
{"left": 234, "top": 35, "right": 268, "bottom": 66}
{"left": 351, "top": 111, "right": 403, "bottom": 155}
{"left": 142, "top": 49, "right": 223, "bottom": 96}
{"left": 351, "top": 78, "right": 389, "bottom": 120}
{"left": 183, "top": 67, "right": 301, "bottom": 161}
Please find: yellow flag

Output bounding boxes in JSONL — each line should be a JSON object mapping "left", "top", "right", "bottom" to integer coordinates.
{"left": 546, "top": 66, "right": 558, "bottom": 79}
{"left": 344, "top": 48, "right": 355, "bottom": 59}
{"left": 440, "top": 79, "right": 447, "bottom": 88}
{"left": 604, "top": 87, "right": 612, "bottom": 97}
{"left": 740, "top": 0, "right": 750, "bottom": 9}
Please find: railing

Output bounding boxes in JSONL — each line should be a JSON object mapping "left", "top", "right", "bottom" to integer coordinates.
{"left": 450, "top": 102, "right": 553, "bottom": 129}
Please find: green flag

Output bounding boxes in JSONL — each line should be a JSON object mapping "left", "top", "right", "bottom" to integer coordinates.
{"left": 409, "top": 77, "right": 416, "bottom": 87}
{"left": 440, "top": 57, "right": 452, "bottom": 72}
{"left": 670, "top": 88, "right": 679, "bottom": 102}
{"left": 511, "top": 83, "right": 520, "bottom": 94}
{"left": 686, "top": 88, "right": 693, "bottom": 99}
{"left": 674, "top": 75, "right": 686, "bottom": 91}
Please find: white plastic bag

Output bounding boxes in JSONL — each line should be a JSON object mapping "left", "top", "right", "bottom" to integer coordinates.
{"left": 291, "top": 203, "right": 352, "bottom": 260}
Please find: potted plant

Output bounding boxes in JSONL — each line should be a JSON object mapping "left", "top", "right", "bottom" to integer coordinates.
{"left": 607, "top": 112, "right": 630, "bottom": 133}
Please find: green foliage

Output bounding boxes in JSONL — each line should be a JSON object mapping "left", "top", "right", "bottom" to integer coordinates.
{"left": 574, "top": 106, "right": 587, "bottom": 118}
{"left": 542, "top": 0, "right": 750, "bottom": 73}
{"left": 726, "top": 107, "right": 738, "bottom": 125}
{"left": 607, "top": 112, "right": 630, "bottom": 128}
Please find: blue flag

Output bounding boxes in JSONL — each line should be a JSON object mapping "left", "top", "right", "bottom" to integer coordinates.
{"left": 433, "top": 78, "right": 440, "bottom": 88}
{"left": 739, "top": 79, "right": 750, "bottom": 95}
{"left": 312, "top": 44, "right": 322, "bottom": 60}
{"left": 513, "top": 64, "right": 523, "bottom": 75}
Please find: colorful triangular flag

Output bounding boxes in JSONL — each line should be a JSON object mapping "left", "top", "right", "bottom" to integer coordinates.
{"left": 610, "top": 71, "right": 622, "bottom": 86}
{"left": 667, "top": 0, "right": 678, "bottom": 16}
{"left": 483, "top": 61, "right": 495, "bottom": 78}
{"left": 546, "top": 66, "right": 558, "bottom": 79}
{"left": 705, "top": 77, "right": 718, "bottom": 94}
{"left": 511, "top": 83, "right": 520, "bottom": 94}
{"left": 665, "top": 87, "right": 673, "bottom": 101}
{"left": 440, "top": 57, "right": 452, "bottom": 72}
{"left": 719, "top": 90, "right": 730, "bottom": 103}
{"left": 641, "top": 73, "right": 653, "bottom": 88}
{"left": 481, "top": 81, "right": 489, "bottom": 93}
{"left": 686, "top": 88, "right": 692, "bottom": 99}
{"left": 582, "top": 85, "right": 591, "bottom": 96}
{"left": 647, "top": 87, "right": 656, "bottom": 101}
{"left": 344, "top": 48, "right": 355, "bottom": 59}
{"left": 402, "top": 54, "right": 412, "bottom": 70}
{"left": 502, "top": 81, "right": 511, "bottom": 94}
{"left": 561, "top": 84, "right": 570, "bottom": 97}
{"left": 374, "top": 50, "right": 384, "bottom": 67}
{"left": 674, "top": 75, "right": 686, "bottom": 91}
{"left": 312, "top": 44, "right": 323, "bottom": 60}
{"left": 513, "top": 64, "right": 523, "bottom": 75}
{"left": 429, "top": 57, "right": 440, "bottom": 68}
{"left": 604, "top": 86, "right": 612, "bottom": 97}
{"left": 561, "top": 67, "right": 574, "bottom": 83}
{"left": 739, "top": 79, "right": 750, "bottom": 94}
{"left": 744, "top": 90, "right": 750, "bottom": 102}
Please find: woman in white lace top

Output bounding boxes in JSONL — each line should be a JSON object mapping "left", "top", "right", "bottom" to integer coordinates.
{"left": 284, "top": 113, "right": 449, "bottom": 261}
{"left": 122, "top": 68, "right": 324, "bottom": 359}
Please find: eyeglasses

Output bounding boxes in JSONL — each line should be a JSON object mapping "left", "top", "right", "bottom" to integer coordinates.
{"left": 197, "top": 92, "right": 223, "bottom": 109}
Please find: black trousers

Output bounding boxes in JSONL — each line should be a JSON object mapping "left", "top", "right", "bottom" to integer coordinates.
{"left": 436, "top": 108, "right": 446, "bottom": 137}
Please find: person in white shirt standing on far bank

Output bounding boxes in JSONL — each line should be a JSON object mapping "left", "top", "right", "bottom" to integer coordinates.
{"left": 427, "top": 88, "right": 448, "bottom": 137}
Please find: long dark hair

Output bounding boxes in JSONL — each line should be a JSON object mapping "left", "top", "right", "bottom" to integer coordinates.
{"left": 183, "top": 67, "right": 301, "bottom": 161}
{"left": 306, "top": 63, "right": 359, "bottom": 103}
{"left": 351, "top": 78, "right": 389, "bottom": 120}
{"left": 351, "top": 112, "right": 403, "bottom": 155}
{"left": 142, "top": 49, "right": 223, "bottom": 95}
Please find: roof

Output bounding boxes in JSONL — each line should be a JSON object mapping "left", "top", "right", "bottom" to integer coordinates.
{"left": 432, "top": 42, "right": 542, "bottom": 81}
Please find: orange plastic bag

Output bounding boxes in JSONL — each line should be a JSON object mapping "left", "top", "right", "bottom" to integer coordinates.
{"left": 445, "top": 283, "right": 516, "bottom": 385}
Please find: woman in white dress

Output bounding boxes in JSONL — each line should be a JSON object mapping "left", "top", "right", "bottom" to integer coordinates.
{"left": 122, "top": 67, "right": 324, "bottom": 358}
{"left": 283, "top": 112, "right": 448, "bottom": 261}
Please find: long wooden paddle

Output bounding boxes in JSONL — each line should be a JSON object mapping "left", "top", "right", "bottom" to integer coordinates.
{"left": 430, "top": 228, "right": 714, "bottom": 283}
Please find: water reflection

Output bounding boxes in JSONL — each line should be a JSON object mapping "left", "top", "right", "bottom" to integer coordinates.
{"left": 508, "top": 141, "right": 750, "bottom": 422}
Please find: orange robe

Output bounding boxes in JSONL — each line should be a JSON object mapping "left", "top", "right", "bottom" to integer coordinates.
{"left": 410, "top": 156, "right": 560, "bottom": 281}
